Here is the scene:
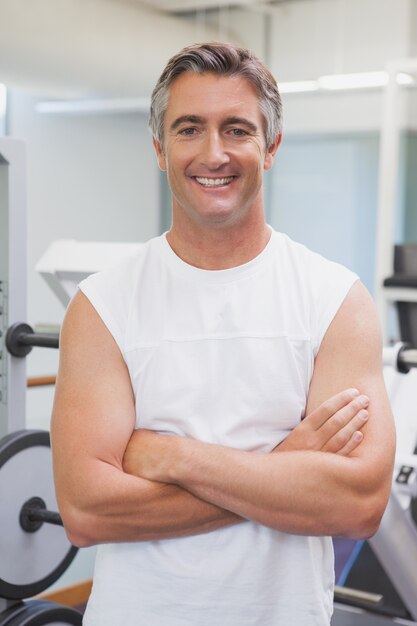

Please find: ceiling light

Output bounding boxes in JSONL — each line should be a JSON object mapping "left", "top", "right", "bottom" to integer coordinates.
{"left": 318, "top": 71, "right": 388, "bottom": 90}
{"left": 397, "top": 72, "right": 415, "bottom": 85}
{"left": 36, "top": 97, "right": 150, "bottom": 114}
{"left": 318, "top": 71, "right": 415, "bottom": 91}
{"left": 279, "top": 80, "right": 318, "bottom": 94}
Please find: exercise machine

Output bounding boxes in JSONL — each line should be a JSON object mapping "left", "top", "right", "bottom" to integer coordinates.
{"left": 332, "top": 242, "right": 417, "bottom": 625}
{"left": 0, "top": 138, "right": 82, "bottom": 625}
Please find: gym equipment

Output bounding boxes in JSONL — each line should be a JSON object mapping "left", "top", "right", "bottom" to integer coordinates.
{"left": 384, "top": 244, "right": 417, "bottom": 351}
{"left": 5, "top": 324, "right": 59, "bottom": 358}
{"left": 0, "top": 430, "right": 81, "bottom": 624}
{"left": 333, "top": 241, "right": 417, "bottom": 625}
{"left": 0, "top": 137, "right": 26, "bottom": 440}
{"left": 0, "top": 599, "right": 81, "bottom": 625}
{"left": 36, "top": 239, "right": 143, "bottom": 307}
{"left": 0, "top": 430, "right": 77, "bottom": 600}
{"left": 0, "top": 429, "right": 82, "bottom": 624}
{"left": 0, "top": 138, "right": 82, "bottom": 624}
{"left": 332, "top": 342, "right": 417, "bottom": 625}
{"left": 383, "top": 342, "right": 417, "bottom": 374}
{"left": 374, "top": 56, "right": 417, "bottom": 344}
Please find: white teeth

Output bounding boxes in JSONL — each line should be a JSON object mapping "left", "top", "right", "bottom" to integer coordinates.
{"left": 195, "top": 176, "right": 234, "bottom": 186}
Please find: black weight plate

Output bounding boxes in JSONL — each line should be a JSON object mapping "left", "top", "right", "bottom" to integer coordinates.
{"left": 0, "top": 600, "right": 82, "bottom": 625}
{"left": 0, "top": 431, "right": 77, "bottom": 600}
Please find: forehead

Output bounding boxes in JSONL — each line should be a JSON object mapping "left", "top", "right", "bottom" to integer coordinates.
{"left": 165, "top": 72, "right": 262, "bottom": 123}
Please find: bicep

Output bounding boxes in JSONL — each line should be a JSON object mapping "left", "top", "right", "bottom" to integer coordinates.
{"left": 51, "top": 291, "right": 136, "bottom": 484}
{"left": 306, "top": 281, "right": 396, "bottom": 478}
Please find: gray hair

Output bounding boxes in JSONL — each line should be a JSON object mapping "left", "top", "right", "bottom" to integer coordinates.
{"left": 149, "top": 42, "right": 282, "bottom": 149}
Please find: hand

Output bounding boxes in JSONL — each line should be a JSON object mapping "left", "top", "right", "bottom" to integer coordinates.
{"left": 123, "top": 429, "right": 181, "bottom": 483}
{"left": 276, "top": 388, "right": 369, "bottom": 456}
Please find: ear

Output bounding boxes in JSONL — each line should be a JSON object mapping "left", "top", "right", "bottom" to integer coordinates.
{"left": 153, "top": 138, "right": 167, "bottom": 171}
{"left": 264, "top": 133, "right": 282, "bottom": 171}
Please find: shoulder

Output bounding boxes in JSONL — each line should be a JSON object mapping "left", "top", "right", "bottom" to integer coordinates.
{"left": 271, "top": 230, "right": 360, "bottom": 352}
{"left": 271, "top": 230, "right": 358, "bottom": 301}
{"left": 72, "top": 235, "right": 164, "bottom": 351}
{"left": 306, "top": 280, "right": 387, "bottom": 425}
{"left": 323, "top": 280, "right": 382, "bottom": 363}
{"left": 78, "top": 240, "right": 151, "bottom": 297}
{"left": 272, "top": 230, "right": 355, "bottom": 280}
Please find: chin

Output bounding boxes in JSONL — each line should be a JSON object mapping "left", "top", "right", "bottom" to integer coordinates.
{"left": 197, "top": 210, "right": 242, "bottom": 227}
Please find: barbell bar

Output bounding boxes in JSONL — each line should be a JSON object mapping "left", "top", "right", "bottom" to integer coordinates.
{"left": 5, "top": 324, "right": 59, "bottom": 358}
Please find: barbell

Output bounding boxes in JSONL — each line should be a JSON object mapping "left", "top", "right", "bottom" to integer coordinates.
{"left": 0, "top": 599, "right": 82, "bottom": 625}
{"left": 5, "top": 324, "right": 59, "bottom": 358}
{"left": 0, "top": 430, "right": 77, "bottom": 602}
{"left": 1, "top": 324, "right": 84, "bottom": 624}
{"left": 0, "top": 431, "right": 82, "bottom": 623}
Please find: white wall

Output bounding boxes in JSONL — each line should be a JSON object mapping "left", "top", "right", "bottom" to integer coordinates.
{"left": 269, "top": 0, "right": 411, "bottom": 78}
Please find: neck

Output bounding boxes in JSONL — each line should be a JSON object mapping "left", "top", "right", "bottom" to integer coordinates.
{"left": 166, "top": 215, "right": 271, "bottom": 270}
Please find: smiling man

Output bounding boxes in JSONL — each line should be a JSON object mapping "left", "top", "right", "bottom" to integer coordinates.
{"left": 51, "top": 43, "right": 395, "bottom": 626}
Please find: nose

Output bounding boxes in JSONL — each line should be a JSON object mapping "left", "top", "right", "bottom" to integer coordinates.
{"left": 200, "top": 131, "right": 230, "bottom": 170}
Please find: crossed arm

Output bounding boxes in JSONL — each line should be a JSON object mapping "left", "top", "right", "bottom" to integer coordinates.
{"left": 51, "top": 281, "right": 395, "bottom": 547}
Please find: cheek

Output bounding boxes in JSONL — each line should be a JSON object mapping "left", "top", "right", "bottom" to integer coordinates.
{"left": 166, "top": 145, "right": 193, "bottom": 173}
{"left": 241, "top": 143, "right": 266, "bottom": 167}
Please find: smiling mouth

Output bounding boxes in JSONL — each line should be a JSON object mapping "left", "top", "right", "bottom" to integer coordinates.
{"left": 194, "top": 176, "right": 235, "bottom": 187}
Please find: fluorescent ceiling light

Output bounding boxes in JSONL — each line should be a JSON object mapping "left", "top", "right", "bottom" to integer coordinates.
{"left": 318, "top": 71, "right": 415, "bottom": 91}
{"left": 280, "top": 80, "right": 318, "bottom": 94}
{"left": 397, "top": 72, "right": 415, "bottom": 85}
{"left": 36, "top": 97, "right": 150, "bottom": 114}
{"left": 0, "top": 84, "right": 6, "bottom": 117}
{"left": 318, "top": 71, "right": 387, "bottom": 90}
{"left": 278, "top": 71, "right": 415, "bottom": 95}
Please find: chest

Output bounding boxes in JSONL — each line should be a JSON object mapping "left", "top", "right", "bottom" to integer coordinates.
{"left": 124, "top": 276, "right": 314, "bottom": 451}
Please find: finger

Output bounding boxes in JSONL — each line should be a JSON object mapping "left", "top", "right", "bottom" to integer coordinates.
{"left": 323, "top": 409, "right": 368, "bottom": 453}
{"left": 317, "top": 395, "right": 369, "bottom": 443}
{"left": 306, "top": 388, "right": 361, "bottom": 430}
{"left": 335, "top": 430, "right": 364, "bottom": 456}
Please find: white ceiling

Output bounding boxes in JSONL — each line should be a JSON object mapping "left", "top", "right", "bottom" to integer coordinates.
{"left": 0, "top": 0, "right": 321, "bottom": 98}
{"left": 116, "top": 0, "right": 302, "bottom": 14}
{"left": 133, "top": 0, "right": 267, "bottom": 12}
{"left": 0, "top": 0, "right": 230, "bottom": 98}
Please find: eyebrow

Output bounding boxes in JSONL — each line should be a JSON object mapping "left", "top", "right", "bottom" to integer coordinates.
{"left": 222, "top": 117, "right": 259, "bottom": 134}
{"left": 169, "top": 115, "right": 204, "bottom": 131}
{"left": 169, "top": 115, "right": 259, "bottom": 134}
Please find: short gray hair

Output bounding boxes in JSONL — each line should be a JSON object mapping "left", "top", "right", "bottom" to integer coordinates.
{"left": 149, "top": 42, "right": 282, "bottom": 149}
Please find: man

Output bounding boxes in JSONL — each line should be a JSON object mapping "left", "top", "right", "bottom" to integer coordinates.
{"left": 51, "top": 42, "right": 395, "bottom": 625}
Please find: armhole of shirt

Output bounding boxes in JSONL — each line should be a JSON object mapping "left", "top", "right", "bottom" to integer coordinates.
{"left": 78, "top": 279, "right": 126, "bottom": 355}
{"left": 313, "top": 270, "right": 359, "bottom": 357}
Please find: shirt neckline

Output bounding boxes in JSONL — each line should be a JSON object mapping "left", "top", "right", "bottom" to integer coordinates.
{"left": 158, "top": 226, "right": 275, "bottom": 284}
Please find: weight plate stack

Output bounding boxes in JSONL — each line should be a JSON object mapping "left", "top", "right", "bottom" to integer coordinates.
{"left": 0, "top": 599, "right": 82, "bottom": 625}
{"left": 0, "top": 431, "right": 78, "bottom": 600}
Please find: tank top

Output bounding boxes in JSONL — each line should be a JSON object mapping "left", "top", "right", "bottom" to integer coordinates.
{"left": 79, "top": 228, "right": 358, "bottom": 626}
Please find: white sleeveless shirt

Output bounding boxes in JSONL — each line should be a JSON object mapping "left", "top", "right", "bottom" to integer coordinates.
{"left": 79, "top": 228, "right": 357, "bottom": 626}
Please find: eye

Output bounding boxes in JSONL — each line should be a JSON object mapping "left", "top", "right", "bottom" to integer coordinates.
{"left": 229, "top": 128, "right": 248, "bottom": 137}
{"left": 179, "top": 127, "right": 197, "bottom": 136}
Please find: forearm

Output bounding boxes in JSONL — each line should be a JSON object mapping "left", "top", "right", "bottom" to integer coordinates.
{"left": 58, "top": 457, "right": 241, "bottom": 547}
{"left": 161, "top": 438, "right": 387, "bottom": 539}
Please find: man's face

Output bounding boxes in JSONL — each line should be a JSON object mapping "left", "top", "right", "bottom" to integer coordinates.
{"left": 153, "top": 72, "right": 281, "bottom": 229}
